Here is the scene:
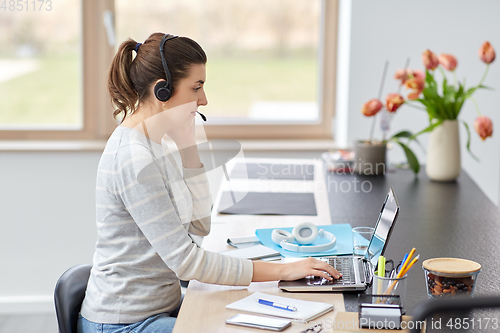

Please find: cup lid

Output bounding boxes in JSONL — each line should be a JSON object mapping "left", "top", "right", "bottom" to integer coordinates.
{"left": 422, "top": 257, "right": 481, "bottom": 274}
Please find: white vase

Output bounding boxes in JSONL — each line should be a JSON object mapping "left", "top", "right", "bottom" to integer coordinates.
{"left": 426, "top": 120, "right": 461, "bottom": 181}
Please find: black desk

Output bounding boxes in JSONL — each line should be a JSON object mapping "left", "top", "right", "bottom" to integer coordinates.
{"left": 326, "top": 168, "right": 500, "bottom": 317}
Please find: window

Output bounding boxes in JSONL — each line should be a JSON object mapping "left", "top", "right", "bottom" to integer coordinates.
{"left": 116, "top": 0, "right": 338, "bottom": 139}
{"left": 0, "top": 0, "right": 337, "bottom": 141}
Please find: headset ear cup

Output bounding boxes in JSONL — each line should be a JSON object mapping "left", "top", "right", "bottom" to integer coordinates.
{"left": 292, "top": 222, "right": 318, "bottom": 245}
{"left": 154, "top": 81, "right": 171, "bottom": 102}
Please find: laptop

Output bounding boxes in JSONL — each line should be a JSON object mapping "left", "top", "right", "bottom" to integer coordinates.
{"left": 278, "top": 187, "right": 400, "bottom": 292}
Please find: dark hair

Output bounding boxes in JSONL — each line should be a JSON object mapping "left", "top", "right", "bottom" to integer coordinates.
{"left": 108, "top": 32, "right": 207, "bottom": 122}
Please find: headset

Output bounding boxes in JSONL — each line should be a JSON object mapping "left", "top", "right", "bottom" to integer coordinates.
{"left": 154, "top": 34, "right": 207, "bottom": 122}
{"left": 154, "top": 34, "right": 179, "bottom": 102}
{"left": 271, "top": 222, "right": 336, "bottom": 253}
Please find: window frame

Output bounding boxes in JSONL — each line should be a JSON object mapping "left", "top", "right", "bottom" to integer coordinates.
{"left": 0, "top": 0, "right": 116, "bottom": 141}
{"left": 0, "top": 0, "right": 338, "bottom": 141}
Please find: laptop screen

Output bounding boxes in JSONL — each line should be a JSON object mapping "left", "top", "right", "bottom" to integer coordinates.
{"left": 364, "top": 188, "right": 399, "bottom": 267}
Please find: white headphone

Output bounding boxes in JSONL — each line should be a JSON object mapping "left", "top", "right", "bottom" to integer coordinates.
{"left": 271, "top": 222, "right": 336, "bottom": 253}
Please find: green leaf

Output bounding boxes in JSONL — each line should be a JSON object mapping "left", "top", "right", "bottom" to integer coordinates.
{"left": 410, "top": 120, "right": 443, "bottom": 141}
{"left": 390, "top": 130, "right": 426, "bottom": 154}
{"left": 392, "top": 138, "right": 420, "bottom": 174}
{"left": 391, "top": 130, "right": 413, "bottom": 139}
{"left": 461, "top": 120, "right": 480, "bottom": 162}
{"left": 465, "top": 84, "right": 493, "bottom": 99}
{"left": 425, "top": 69, "right": 437, "bottom": 86}
{"left": 465, "top": 86, "right": 478, "bottom": 97}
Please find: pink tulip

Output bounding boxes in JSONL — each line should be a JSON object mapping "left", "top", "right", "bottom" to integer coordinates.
{"left": 394, "top": 69, "right": 425, "bottom": 85}
{"left": 478, "top": 41, "right": 495, "bottom": 64}
{"left": 413, "top": 70, "right": 425, "bottom": 81}
{"left": 361, "top": 99, "right": 383, "bottom": 117}
{"left": 438, "top": 53, "right": 458, "bottom": 71}
{"left": 385, "top": 93, "right": 405, "bottom": 112}
{"left": 422, "top": 49, "right": 439, "bottom": 70}
{"left": 394, "top": 69, "right": 408, "bottom": 83}
{"left": 474, "top": 116, "right": 493, "bottom": 140}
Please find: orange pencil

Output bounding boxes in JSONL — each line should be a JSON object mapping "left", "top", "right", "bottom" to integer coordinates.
{"left": 400, "top": 255, "right": 420, "bottom": 277}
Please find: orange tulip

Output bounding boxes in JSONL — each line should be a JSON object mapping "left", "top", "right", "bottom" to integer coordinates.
{"left": 438, "top": 53, "right": 458, "bottom": 71}
{"left": 404, "top": 77, "right": 425, "bottom": 100}
{"left": 422, "top": 49, "right": 439, "bottom": 70}
{"left": 478, "top": 41, "right": 495, "bottom": 64}
{"left": 407, "top": 91, "right": 421, "bottom": 100}
{"left": 474, "top": 116, "right": 493, "bottom": 140}
{"left": 361, "top": 99, "right": 383, "bottom": 117}
{"left": 385, "top": 93, "right": 404, "bottom": 112}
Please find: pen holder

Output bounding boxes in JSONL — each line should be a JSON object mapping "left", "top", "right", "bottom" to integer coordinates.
{"left": 372, "top": 272, "right": 407, "bottom": 309}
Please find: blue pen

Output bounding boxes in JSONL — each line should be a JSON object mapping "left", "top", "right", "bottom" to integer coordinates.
{"left": 258, "top": 299, "right": 297, "bottom": 312}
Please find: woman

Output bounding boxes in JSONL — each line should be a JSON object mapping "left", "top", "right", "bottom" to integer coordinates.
{"left": 78, "top": 32, "right": 340, "bottom": 333}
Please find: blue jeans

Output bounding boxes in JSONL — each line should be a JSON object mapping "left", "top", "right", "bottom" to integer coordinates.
{"left": 78, "top": 299, "right": 182, "bottom": 333}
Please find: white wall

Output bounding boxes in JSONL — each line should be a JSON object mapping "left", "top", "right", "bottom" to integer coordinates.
{"left": 336, "top": 0, "right": 500, "bottom": 204}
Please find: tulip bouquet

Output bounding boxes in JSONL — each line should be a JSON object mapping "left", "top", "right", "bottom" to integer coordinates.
{"left": 361, "top": 41, "right": 495, "bottom": 174}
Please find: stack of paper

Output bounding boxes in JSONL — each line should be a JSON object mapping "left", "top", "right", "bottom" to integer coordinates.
{"left": 226, "top": 291, "right": 334, "bottom": 322}
{"left": 220, "top": 244, "right": 280, "bottom": 260}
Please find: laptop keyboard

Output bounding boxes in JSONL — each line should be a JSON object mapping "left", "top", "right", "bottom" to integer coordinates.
{"left": 307, "top": 257, "right": 357, "bottom": 285}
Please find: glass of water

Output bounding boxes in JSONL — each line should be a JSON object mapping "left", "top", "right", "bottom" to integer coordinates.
{"left": 352, "top": 227, "right": 374, "bottom": 256}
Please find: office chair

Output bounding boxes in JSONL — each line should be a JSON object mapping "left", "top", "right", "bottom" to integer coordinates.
{"left": 410, "top": 295, "right": 500, "bottom": 333}
{"left": 54, "top": 264, "right": 92, "bottom": 333}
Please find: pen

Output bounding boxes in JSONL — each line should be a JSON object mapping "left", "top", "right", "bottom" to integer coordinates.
{"left": 399, "top": 253, "right": 409, "bottom": 273}
{"left": 258, "top": 299, "right": 297, "bottom": 312}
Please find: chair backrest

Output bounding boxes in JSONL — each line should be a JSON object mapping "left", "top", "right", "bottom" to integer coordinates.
{"left": 54, "top": 264, "right": 92, "bottom": 333}
{"left": 410, "top": 295, "right": 500, "bottom": 333}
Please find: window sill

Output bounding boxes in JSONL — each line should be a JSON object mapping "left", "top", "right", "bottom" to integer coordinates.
{"left": 0, "top": 139, "right": 339, "bottom": 152}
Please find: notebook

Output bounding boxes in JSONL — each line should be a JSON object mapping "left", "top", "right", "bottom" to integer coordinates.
{"left": 217, "top": 192, "right": 317, "bottom": 216}
{"left": 229, "top": 163, "right": 315, "bottom": 180}
{"left": 278, "top": 187, "right": 400, "bottom": 292}
{"left": 226, "top": 291, "right": 334, "bottom": 322}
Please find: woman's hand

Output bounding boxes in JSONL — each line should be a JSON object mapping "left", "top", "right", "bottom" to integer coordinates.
{"left": 166, "top": 117, "right": 196, "bottom": 150}
{"left": 251, "top": 258, "right": 342, "bottom": 282}
{"left": 280, "top": 257, "right": 342, "bottom": 281}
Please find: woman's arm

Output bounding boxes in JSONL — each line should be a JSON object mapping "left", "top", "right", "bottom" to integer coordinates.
{"left": 178, "top": 143, "right": 202, "bottom": 169}
{"left": 252, "top": 257, "right": 342, "bottom": 282}
{"left": 183, "top": 162, "right": 212, "bottom": 236}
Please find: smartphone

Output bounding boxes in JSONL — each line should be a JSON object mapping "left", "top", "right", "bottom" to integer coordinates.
{"left": 226, "top": 314, "right": 292, "bottom": 331}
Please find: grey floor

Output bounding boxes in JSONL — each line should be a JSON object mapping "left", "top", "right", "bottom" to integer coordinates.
{"left": 0, "top": 313, "right": 58, "bottom": 333}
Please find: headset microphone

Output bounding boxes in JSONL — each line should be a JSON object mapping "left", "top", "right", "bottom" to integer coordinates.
{"left": 196, "top": 111, "right": 207, "bottom": 121}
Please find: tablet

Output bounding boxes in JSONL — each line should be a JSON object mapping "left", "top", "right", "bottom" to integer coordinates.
{"left": 226, "top": 314, "right": 292, "bottom": 331}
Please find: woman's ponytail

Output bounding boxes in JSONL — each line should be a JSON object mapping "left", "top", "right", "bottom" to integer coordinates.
{"left": 108, "top": 39, "right": 139, "bottom": 122}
